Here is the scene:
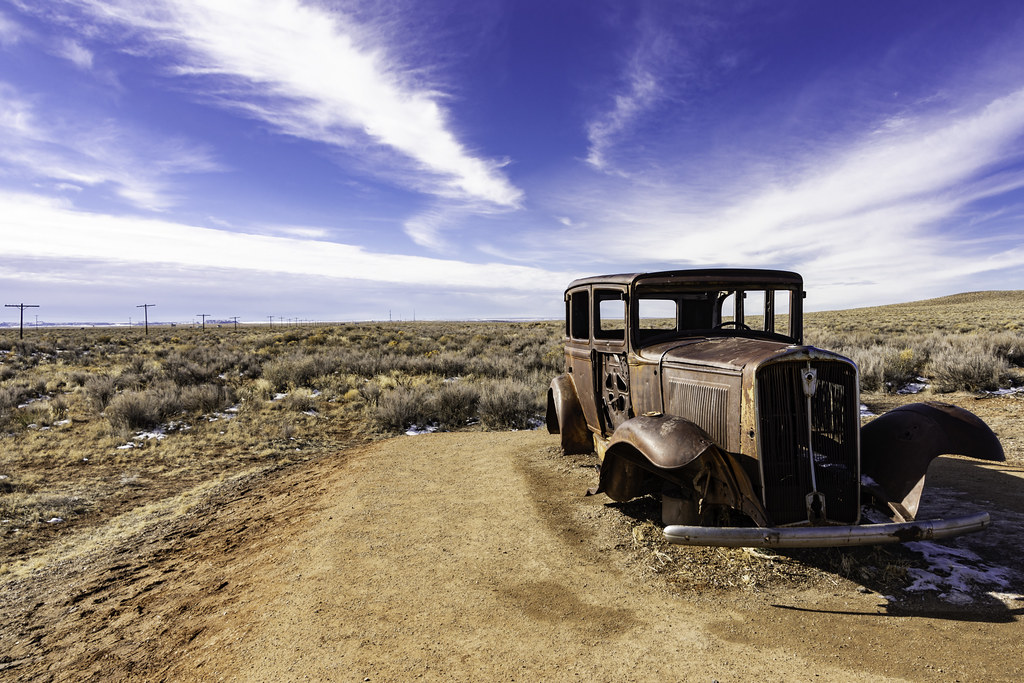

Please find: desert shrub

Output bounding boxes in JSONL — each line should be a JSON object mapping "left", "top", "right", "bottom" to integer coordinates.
{"left": 262, "top": 352, "right": 340, "bottom": 390}
{"left": 85, "top": 375, "right": 117, "bottom": 411}
{"left": 280, "top": 388, "right": 317, "bottom": 412}
{"left": 928, "top": 347, "right": 1011, "bottom": 393}
{"left": 105, "top": 385, "right": 182, "bottom": 433}
{"left": 478, "top": 379, "right": 542, "bottom": 430}
{"left": 66, "top": 371, "right": 90, "bottom": 387}
{"left": 179, "top": 383, "right": 235, "bottom": 414}
{"left": 0, "top": 366, "right": 15, "bottom": 381}
{"left": 241, "top": 378, "right": 274, "bottom": 403}
{"left": 372, "top": 385, "right": 432, "bottom": 433}
{"left": 0, "top": 384, "right": 33, "bottom": 411}
{"left": 883, "top": 348, "right": 923, "bottom": 389}
{"left": 432, "top": 381, "right": 480, "bottom": 430}
{"left": 49, "top": 395, "right": 69, "bottom": 421}
{"left": 986, "top": 331, "right": 1024, "bottom": 366}
{"left": 358, "top": 379, "right": 382, "bottom": 406}
{"left": 162, "top": 352, "right": 216, "bottom": 386}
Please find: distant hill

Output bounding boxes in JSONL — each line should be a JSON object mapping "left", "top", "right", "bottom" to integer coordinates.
{"left": 806, "top": 290, "right": 1024, "bottom": 335}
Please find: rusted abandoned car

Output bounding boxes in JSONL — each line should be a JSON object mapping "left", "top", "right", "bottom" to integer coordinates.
{"left": 547, "top": 269, "right": 1004, "bottom": 547}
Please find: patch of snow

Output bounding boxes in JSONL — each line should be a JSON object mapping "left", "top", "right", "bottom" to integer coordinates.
{"left": 46, "top": 517, "right": 63, "bottom": 524}
{"left": 904, "top": 540, "right": 1015, "bottom": 603}
{"left": 896, "top": 377, "right": 929, "bottom": 395}
{"left": 273, "top": 392, "right": 288, "bottom": 401}
{"left": 859, "top": 404, "right": 875, "bottom": 417}
{"left": 54, "top": 419, "right": 70, "bottom": 426}
{"left": 405, "top": 424, "right": 438, "bottom": 436}
{"left": 0, "top": 474, "right": 7, "bottom": 480}
{"left": 984, "top": 386, "right": 1024, "bottom": 396}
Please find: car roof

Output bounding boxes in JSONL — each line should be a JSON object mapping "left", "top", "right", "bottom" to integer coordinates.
{"left": 565, "top": 268, "right": 803, "bottom": 291}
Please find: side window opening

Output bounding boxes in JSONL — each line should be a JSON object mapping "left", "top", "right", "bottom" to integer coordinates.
{"left": 717, "top": 291, "right": 737, "bottom": 327}
{"left": 772, "top": 289, "right": 792, "bottom": 337}
{"left": 745, "top": 290, "right": 766, "bottom": 331}
{"left": 568, "top": 289, "right": 589, "bottom": 340}
{"left": 594, "top": 290, "right": 625, "bottom": 341}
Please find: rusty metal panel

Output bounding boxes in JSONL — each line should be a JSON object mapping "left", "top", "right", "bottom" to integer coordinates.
{"left": 628, "top": 358, "right": 662, "bottom": 415}
{"left": 565, "top": 343, "right": 600, "bottom": 434}
{"left": 665, "top": 379, "right": 729, "bottom": 447}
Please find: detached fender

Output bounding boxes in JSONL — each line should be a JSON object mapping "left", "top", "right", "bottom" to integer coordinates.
{"left": 546, "top": 374, "right": 591, "bottom": 454}
{"left": 861, "top": 401, "right": 1004, "bottom": 520}
{"left": 596, "top": 415, "right": 768, "bottom": 526}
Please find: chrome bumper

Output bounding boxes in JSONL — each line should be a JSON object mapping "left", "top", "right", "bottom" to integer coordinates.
{"left": 663, "top": 511, "right": 990, "bottom": 548}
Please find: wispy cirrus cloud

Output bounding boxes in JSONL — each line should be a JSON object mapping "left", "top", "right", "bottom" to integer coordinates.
{"left": 0, "top": 82, "right": 219, "bottom": 210}
{"left": 584, "top": 6, "right": 725, "bottom": 174}
{"left": 51, "top": 0, "right": 522, "bottom": 212}
{"left": 0, "top": 10, "right": 25, "bottom": 46}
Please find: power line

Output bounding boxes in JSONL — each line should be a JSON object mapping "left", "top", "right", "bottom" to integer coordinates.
{"left": 197, "top": 313, "right": 210, "bottom": 331}
{"left": 4, "top": 303, "right": 39, "bottom": 339}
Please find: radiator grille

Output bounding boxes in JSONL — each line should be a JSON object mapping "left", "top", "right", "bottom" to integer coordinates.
{"left": 667, "top": 379, "right": 728, "bottom": 447}
{"left": 756, "top": 360, "right": 859, "bottom": 525}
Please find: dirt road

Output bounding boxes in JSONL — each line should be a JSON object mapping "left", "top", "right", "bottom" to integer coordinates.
{"left": 3, "top": 430, "right": 1023, "bottom": 681}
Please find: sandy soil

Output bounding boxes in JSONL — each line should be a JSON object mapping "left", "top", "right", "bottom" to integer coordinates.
{"left": 2, "top": 429, "right": 1023, "bottom": 681}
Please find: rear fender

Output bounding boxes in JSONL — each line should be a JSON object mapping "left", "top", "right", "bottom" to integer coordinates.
{"left": 595, "top": 415, "right": 768, "bottom": 526}
{"left": 861, "top": 401, "right": 1004, "bottom": 520}
{"left": 546, "top": 374, "right": 592, "bottom": 454}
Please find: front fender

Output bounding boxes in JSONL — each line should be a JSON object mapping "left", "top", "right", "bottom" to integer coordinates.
{"left": 596, "top": 415, "right": 768, "bottom": 526}
{"left": 861, "top": 401, "right": 1004, "bottom": 520}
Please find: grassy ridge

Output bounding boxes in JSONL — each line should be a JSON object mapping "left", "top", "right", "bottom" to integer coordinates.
{"left": 807, "top": 290, "right": 1024, "bottom": 334}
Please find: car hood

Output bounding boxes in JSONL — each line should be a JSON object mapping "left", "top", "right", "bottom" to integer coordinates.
{"left": 638, "top": 336, "right": 838, "bottom": 372}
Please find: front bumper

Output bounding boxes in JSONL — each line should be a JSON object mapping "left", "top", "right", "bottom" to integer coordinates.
{"left": 663, "top": 511, "right": 990, "bottom": 548}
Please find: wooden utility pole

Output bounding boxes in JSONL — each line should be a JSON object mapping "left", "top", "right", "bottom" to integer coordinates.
{"left": 268, "top": 315, "right": 273, "bottom": 328}
{"left": 136, "top": 304, "right": 155, "bottom": 334}
{"left": 230, "top": 316, "right": 239, "bottom": 331}
{"left": 197, "top": 313, "right": 210, "bottom": 330}
{"left": 5, "top": 303, "right": 39, "bottom": 339}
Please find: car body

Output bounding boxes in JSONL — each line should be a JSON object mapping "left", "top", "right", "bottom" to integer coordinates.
{"left": 546, "top": 269, "right": 1004, "bottom": 547}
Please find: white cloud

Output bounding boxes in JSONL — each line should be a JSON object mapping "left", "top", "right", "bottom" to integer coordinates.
{"left": 0, "top": 11, "right": 25, "bottom": 47}
{"left": 586, "top": 66, "right": 659, "bottom": 171}
{"left": 56, "top": 38, "right": 93, "bottom": 69}
{"left": 0, "top": 191, "right": 569, "bottom": 292}
{"left": 0, "top": 82, "right": 219, "bottom": 211}
{"left": 61, "top": 0, "right": 522, "bottom": 209}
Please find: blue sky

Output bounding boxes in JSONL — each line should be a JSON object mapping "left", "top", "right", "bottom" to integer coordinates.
{"left": 2, "top": 0, "right": 1024, "bottom": 324}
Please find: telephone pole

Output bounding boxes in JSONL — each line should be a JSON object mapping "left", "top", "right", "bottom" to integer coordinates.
{"left": 230, "top": 316, "right": 239, "bottom": 331}
{"left": 136, "top": 303, "right": 155, "bottom": 334}
{"left": 5, "top": 303, "right": 39, "bottom": 339}
{"left": 197, "top": 313, "right": 210, "bottom": 330}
